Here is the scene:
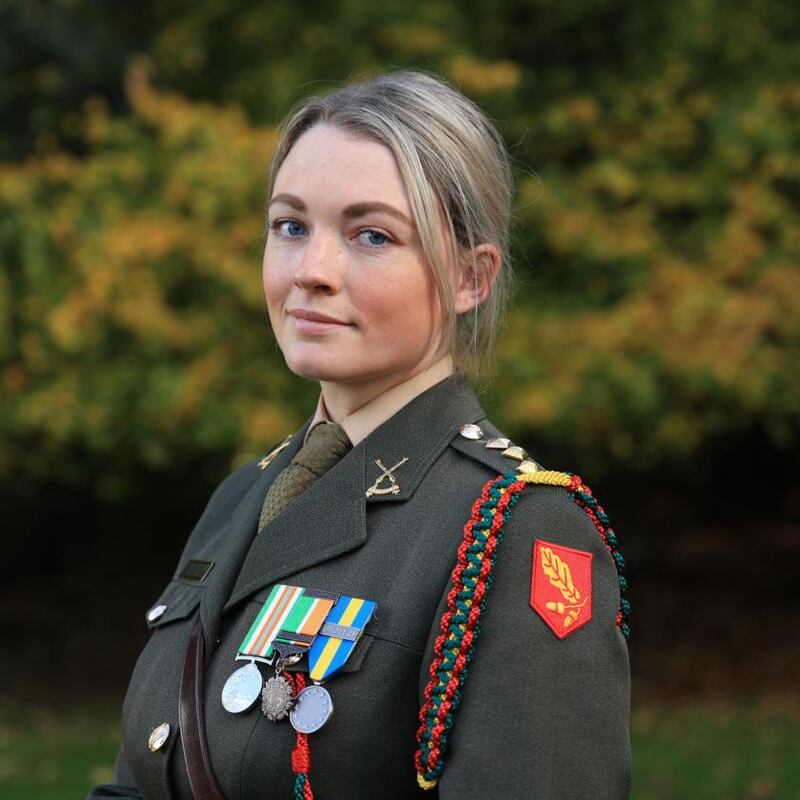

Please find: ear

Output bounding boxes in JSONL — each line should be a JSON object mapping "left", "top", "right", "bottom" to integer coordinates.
{"left": 453, "top": 243, "right": 502, "bottom": 315}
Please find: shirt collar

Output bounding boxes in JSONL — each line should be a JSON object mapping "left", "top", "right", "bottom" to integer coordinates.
{"left": 304, "top": 355, "right": 455, "bottom": 446}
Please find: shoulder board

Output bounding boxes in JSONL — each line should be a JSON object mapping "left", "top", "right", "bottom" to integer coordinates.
{"left": 449, "top": 420, "right": 545, "bottom": 477}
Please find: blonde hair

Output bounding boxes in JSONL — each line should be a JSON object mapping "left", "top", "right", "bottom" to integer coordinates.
{"left": 267, "top": 70, "right": 513, "bottom": 371}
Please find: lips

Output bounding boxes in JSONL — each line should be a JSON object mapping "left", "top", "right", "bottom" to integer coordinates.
{"left": 287, "top": 307, "right": 352, "bottom": 334}
{"left": 288, "top": 308, "right": 349, "bottom": 325}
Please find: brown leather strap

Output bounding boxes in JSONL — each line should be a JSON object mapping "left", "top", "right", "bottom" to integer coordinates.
{"left": 180, "top": 617, "right": 227, "bottom": 800}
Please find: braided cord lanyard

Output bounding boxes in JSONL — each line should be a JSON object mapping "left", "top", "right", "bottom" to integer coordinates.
{"left": 415, "top": 470, "right": 631, "bottom": 789}
{"left": 284, "top": 673, "right": 314, "bottom": 800}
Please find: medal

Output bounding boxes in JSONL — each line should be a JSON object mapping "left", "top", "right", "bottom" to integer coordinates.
{"left": 261, "top": 674, "right": 295, "bottom": 721}
{"left": 290, "top": 685, "right": 334, "bottom": 733}
{"left": 259, "top": 585, "right": 337, "bottom": 722}
{"left": 222, "top": 584, "right": 338, "bottom": 716}
{"left": 261, "top": 650, "right": 304, "bottom": 720}
{"left": 221, "top": 661, "right": 263, "bottom": 713}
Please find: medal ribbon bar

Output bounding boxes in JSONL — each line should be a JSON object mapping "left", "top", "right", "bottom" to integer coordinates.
{"left": 236, "top": 585, "right": 337, "bottom": 664}
{"left": 308, "top": 596, "right": 377, "bottom": 682}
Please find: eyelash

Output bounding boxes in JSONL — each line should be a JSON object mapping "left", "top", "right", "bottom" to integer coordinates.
{"left": 266, "top": 218, "right": 394, "bottom": 249}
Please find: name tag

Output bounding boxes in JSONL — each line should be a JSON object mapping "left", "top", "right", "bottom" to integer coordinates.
{"left": 178, "top": 559, "right": 214, "bottom": 583}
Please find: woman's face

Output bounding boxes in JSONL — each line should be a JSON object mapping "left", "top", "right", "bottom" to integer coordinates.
{"left": 262, "top": 124, "right": 446, "bottom": 396}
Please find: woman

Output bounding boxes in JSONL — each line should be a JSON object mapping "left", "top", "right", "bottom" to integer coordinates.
{"left": 90, "top": 70, "right": 631, "bottom": 800}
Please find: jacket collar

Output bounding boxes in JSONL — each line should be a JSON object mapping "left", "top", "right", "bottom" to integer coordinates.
{"left": 306, "top": 355, "right": 455, "bottom": 447}
{"left": 222, "top": 372, "right": 487, "bottom": 610}
{"left": 361, "top": 370, "right": 485, "bottom": 502}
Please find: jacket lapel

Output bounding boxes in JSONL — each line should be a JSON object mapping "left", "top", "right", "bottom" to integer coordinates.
{"left": 221, "top": 372, "right": 487, "bottom": 611}
{"left": 198, "top": 428, "right": 306, "bottom": 641}
{"left": 225, "top": 443, "right": 368, "bottom": 610}
{"left": 361, "top": 372, "right": 486, "bottom": 504}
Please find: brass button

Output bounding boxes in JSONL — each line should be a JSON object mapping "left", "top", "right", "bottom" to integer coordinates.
{"left": 148, "top": 722, "right": 170, "bottom": 752}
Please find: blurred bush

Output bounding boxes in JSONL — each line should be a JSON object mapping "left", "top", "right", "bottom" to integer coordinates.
{"left": 1, "top": 0, "right": 799, "bottom": 495}
{"left": 498, "top": 70, "right": 800, "bottom": 469}
{"left": 0, "top": 64, "right": 304, "bottom": 496}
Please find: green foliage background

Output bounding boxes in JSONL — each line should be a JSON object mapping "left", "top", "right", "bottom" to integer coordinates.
{"left": 2, "top": 0, "right": 799, "bottom": 492}
{"left": 2, "top": 2, "right": 799, "bottom": 797}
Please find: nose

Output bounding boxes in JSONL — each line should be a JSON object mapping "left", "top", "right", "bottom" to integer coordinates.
{"left": 293, "top": 228, "right": 344, "bottom": 294}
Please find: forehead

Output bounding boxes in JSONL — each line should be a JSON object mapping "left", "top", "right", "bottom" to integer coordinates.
{"left": 272, "top": 124, "right": 411, "bottom": 210}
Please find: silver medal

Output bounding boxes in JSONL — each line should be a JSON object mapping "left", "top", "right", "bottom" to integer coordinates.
{"left": 290, "top": 685, "right": 334, "bottom": 734}
{"left": 221, "top": 661, "right": 263, "bottom": 713}
{"left": 261, "top": 675, "right": 295, "bottom": 721}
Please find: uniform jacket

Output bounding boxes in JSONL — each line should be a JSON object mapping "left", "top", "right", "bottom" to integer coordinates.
{"left": 89, "top": 374, "right": 631, "bottom": 799}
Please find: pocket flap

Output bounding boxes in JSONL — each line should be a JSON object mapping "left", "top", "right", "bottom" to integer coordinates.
{"left": 145, "top": 580, "right": 204, "bottom": 628}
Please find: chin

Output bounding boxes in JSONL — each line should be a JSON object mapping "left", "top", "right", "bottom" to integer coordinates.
{"left": 282, "top": 348, "right": 361, "bottom": 383}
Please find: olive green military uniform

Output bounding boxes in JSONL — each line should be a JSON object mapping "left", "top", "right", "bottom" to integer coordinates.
{"left": 89, "top": 374, "right": 631, "bottom": 799}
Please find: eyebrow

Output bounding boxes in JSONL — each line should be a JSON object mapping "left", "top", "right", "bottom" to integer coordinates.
{"left": 269, "top": 193, "right": 413, "bottom": 226}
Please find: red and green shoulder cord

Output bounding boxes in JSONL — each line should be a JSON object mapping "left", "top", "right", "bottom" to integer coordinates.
{"left": 414, "top": 469, "right": 631, "bottom": 790}
{"left": 284, "top": 672, "right": 315, "bottom": 800}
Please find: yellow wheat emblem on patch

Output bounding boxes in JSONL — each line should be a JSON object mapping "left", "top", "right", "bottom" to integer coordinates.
{"left": 541, "top": 546, "right": 588, "bottom": 628}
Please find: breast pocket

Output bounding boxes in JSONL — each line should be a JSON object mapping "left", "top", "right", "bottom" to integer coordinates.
{"left": 145, "top": 579, "right": 204, "bottom": 629}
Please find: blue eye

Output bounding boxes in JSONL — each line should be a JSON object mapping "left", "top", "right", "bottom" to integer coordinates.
{"left": 269, "top": 219, "right": 306, "bottom": 238}
{"left": 280, "top": 220, "right": 306, "bottom": 237}
{"left": 358, "top": 229, "right": 390, "bottom": 247}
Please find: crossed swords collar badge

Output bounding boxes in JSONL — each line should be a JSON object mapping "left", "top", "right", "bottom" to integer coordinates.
{"left": 365, "top": 457, "right": 409, "bottom": 497}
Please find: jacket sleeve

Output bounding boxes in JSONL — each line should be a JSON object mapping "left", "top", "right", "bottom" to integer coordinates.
{"left": 418, "top": 482, "right": 631, "bottom": 799}
{"left": 87, "top": 745, "right": 142, "bottom": 799}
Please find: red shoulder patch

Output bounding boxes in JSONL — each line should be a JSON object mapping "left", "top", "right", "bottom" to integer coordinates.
{"left": 530, "top": 540, "right": 593, "bottom": 639}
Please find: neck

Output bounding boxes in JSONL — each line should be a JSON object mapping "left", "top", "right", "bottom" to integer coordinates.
{"left": 319, "top": 355, "right": 454, "bottom": 424}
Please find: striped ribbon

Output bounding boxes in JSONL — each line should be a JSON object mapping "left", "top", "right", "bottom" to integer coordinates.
{"left": 307, "top": 596, "right": 377, "bottom": 683}
{"left": 238, "top": 585, "right": 336, "bottom": 663}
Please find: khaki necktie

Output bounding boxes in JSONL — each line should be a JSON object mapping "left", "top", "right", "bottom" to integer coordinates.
{"left": 257, "top": 422, "right": 352, "bottom": 533}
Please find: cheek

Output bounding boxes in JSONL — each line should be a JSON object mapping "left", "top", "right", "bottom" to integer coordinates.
{"left": 262, "top": 252, "right": 289, "bottom": 307}
{"left": 261, "top": 260, "right": 291, "bottom": 343}
{"left": 358, "top": 268, "right": 440, "bottom": 341}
